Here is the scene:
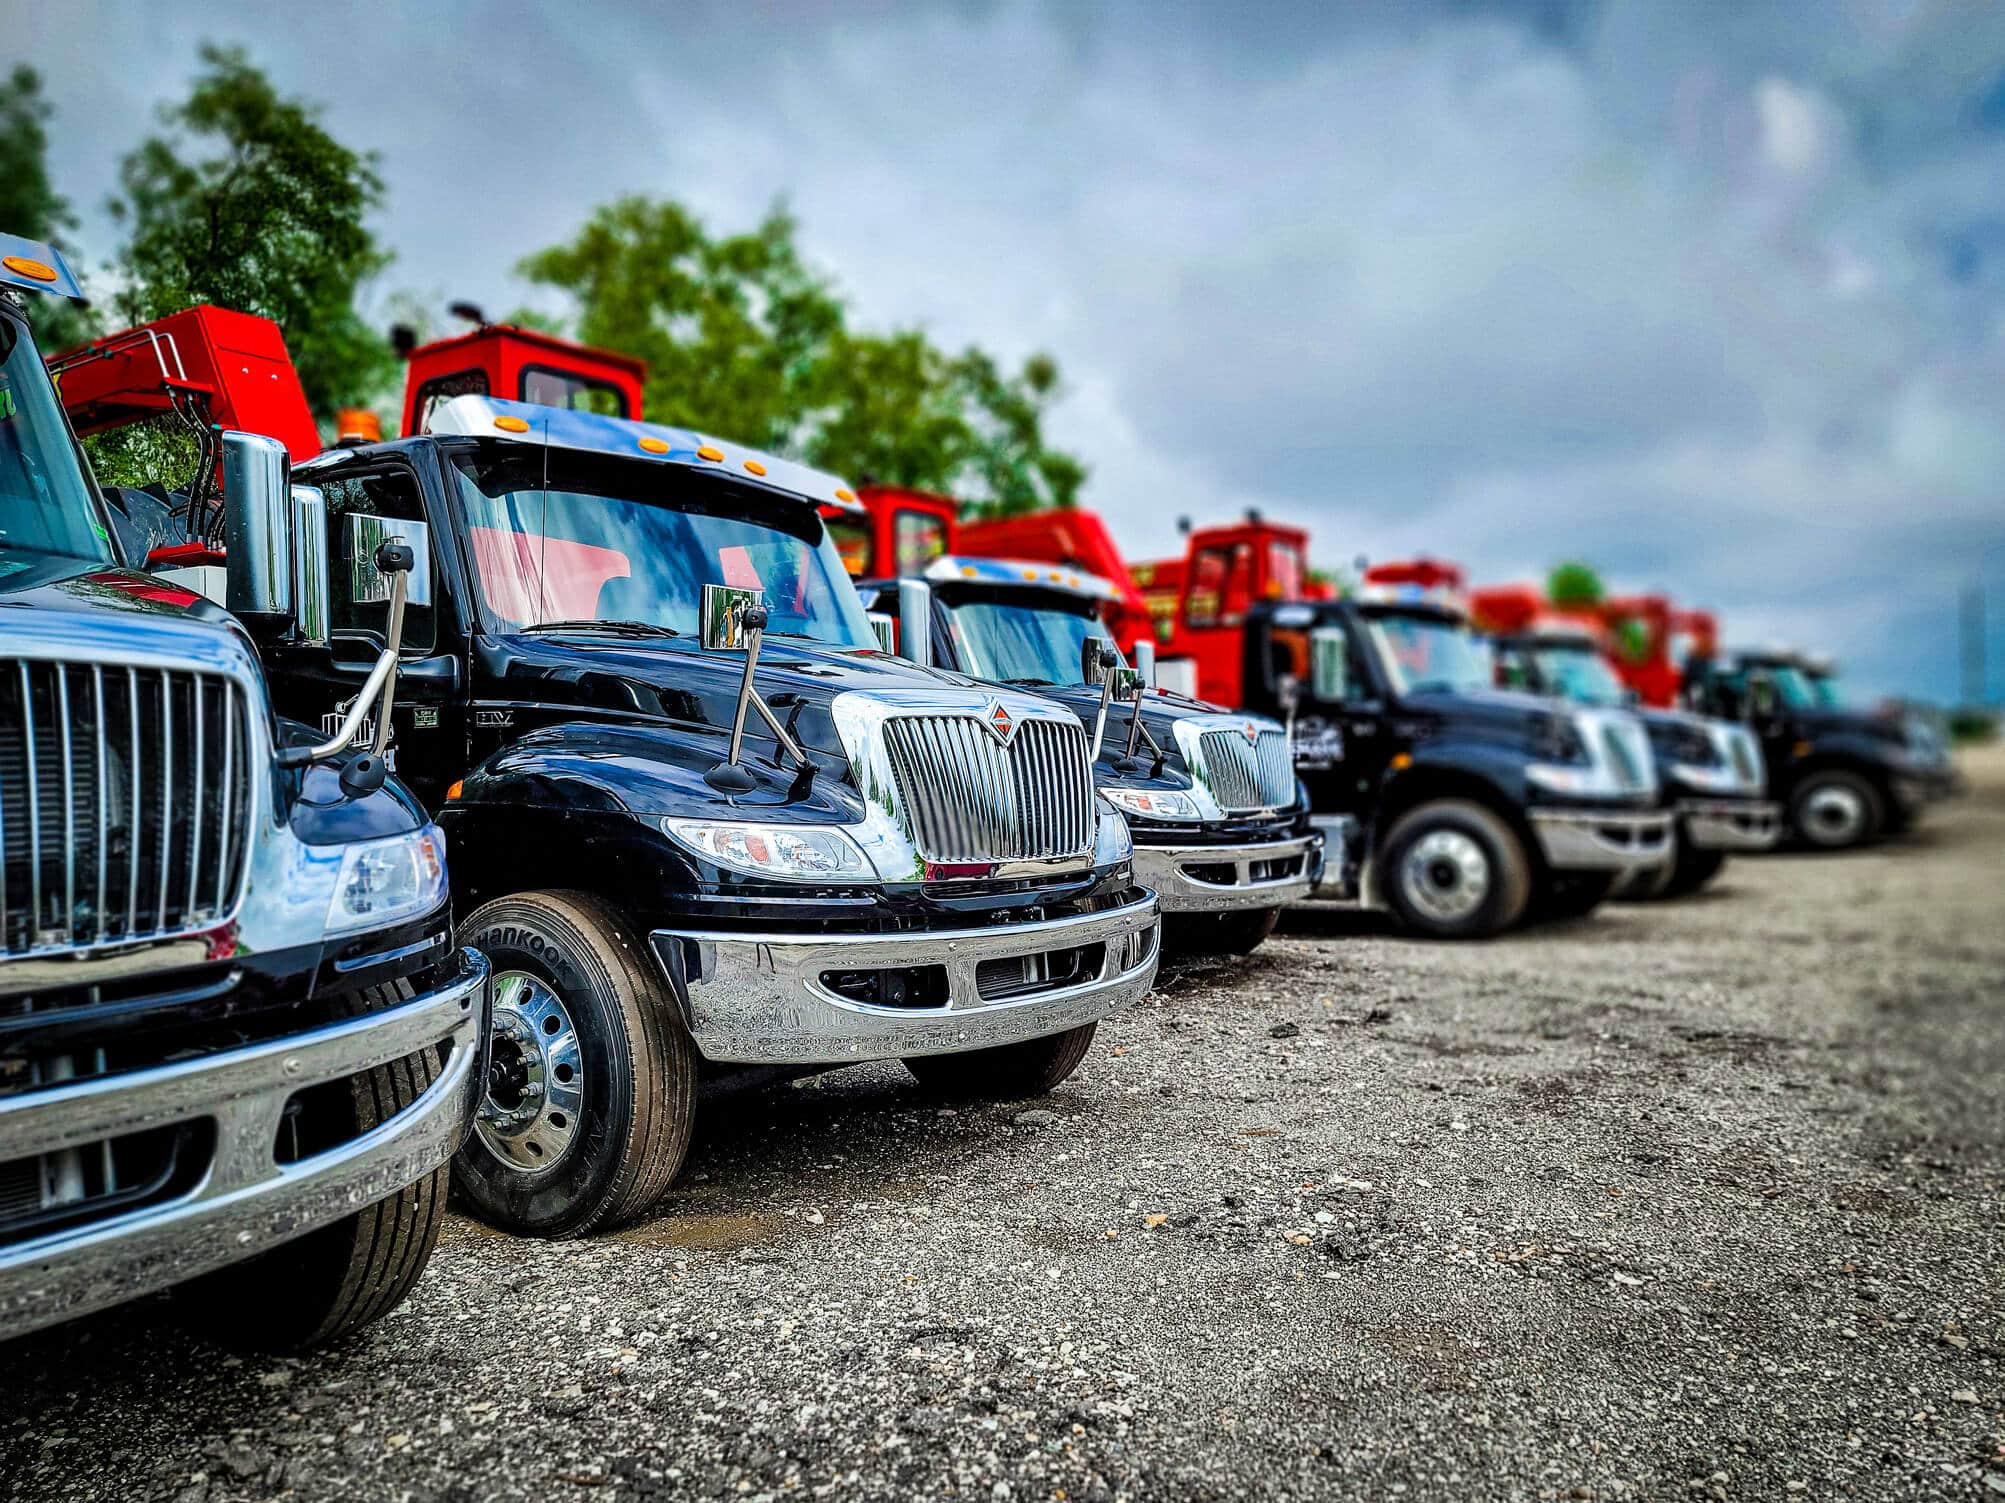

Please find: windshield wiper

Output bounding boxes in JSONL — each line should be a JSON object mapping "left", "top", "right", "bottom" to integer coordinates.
{"left": 999, "top": 676, "right": 1058, "bottom": 687}
{"left": 521, "top": 619, "right": 679, "bottom": 638}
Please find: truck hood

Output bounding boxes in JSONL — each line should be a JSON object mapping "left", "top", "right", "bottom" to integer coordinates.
{"left": 1396, "top": 685, "right": 1565, "bottom": 748}
{"left": 478, "top": 629, "right": 1008, "bottom": 767}
{"left": 0, "top": 554, "right": 262, "bottom": 677}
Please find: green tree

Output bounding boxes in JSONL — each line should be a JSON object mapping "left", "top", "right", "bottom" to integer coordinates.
{"left": 521, "top": 196, "right": 1086, "bottom": 517}
{"left": 519, "top": 197, "right": 844, "bottom": 453}
{"left": 1548, "top": 560, "right": 1604, "bottom": 609}
{"left": 108, "top": 44, "right": 393, "bottom": 415}
{"left": 0, "top": 65, "right": 96, "bottom": 351}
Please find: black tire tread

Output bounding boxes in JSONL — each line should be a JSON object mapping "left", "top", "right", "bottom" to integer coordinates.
{"left": 1379, "top": 798, "right": 1532, "bottom": 939}
{"left": 904, "top": 1021, "right": 1098, "bottom": 1098}
{"left": 459, "top": 890, "right": 696, "bottom": 1238}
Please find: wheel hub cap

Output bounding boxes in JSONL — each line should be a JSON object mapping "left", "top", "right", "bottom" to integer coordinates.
{"left": 476, "top": 971, "right": 584, "bottom": 1176}
{"left": 1804, "top": 785, "right": 1866, "bottom": 844}
{"left": 1400, "top": 830, "right": 1491, "bottom": 922}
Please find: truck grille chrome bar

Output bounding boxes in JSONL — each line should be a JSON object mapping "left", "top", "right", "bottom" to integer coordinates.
{"left": 2, "top": 659, "right": 252, "bottom": 959}
{"left": 1195, "top": 727, "right": 1295, "bottom": 812}
{"left": 881, "top": 715, "right": 1094, "bottom": 863}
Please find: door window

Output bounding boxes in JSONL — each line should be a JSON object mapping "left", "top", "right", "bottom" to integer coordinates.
{"left": 320, "top": 467, "right": 437, "bottom": 651}
{"left": 1184, "top": 544, "right": 1253, "bottom": 626}
{"left": 411, "top": 369, "right": 489, "bottom": 433}
{"left": 894, "top": 510, "right": 946, "bottom": 574}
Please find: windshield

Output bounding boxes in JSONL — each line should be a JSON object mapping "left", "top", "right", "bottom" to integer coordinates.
{"left": 449, "top": 449, "right": 872, "bottom": 647}
{"left": 0, "top": 312, "right": 110, "bottom": 567}
{"left": 1764, "top": 664, "right": 1818, "bottom": 709}
{"left": 942, "top": 593, "right": 1116, "bottom": 685}
{"left": 1535, "top": 646, "right": 1629, "bottom": 707}
{"left": 1367, "top": 612, "right": 1494, "bottom": 696}
{"left": 1806, "top": 672, "right": 1842, "bottom": 708}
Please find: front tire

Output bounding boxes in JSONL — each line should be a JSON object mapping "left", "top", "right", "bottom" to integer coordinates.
{"left": 1790, "top": 770, "right": 1884, "bottom": 851}
{"left": 1540, "top": 871, "right": 1619, "bottom": 919}
{"left": 1164, "top": 907, "right": 1281, "bottom": 956}
{"left": 1378, "top": 799, "right": 1532, "bottom": 940}
{"left": 189, "top": 979, "right": 450, "bottom": 1349}
{"left": 1662, "top": 841, "right": 1727, "bottom": 897}
{"left": 904, "top": 1023, "right": 1098, "bottom": 1098}
{"left": 454, "top": 891, "right": 697, "bottom": 1238}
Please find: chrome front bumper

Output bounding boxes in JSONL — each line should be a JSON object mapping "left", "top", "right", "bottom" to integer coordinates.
{"left": 1679, "top": 799, "right": 1781, "bottom": 852}
{"left": 1530, "top": 808, "right": 1673, "bottom": 873}
{"left": 1130, "top": 835, "right": 1319, "bottom": 913}
{"left": 653, "top": 892, "right": 1161, "bottom": 1065}
{"left": 0, "top": 947, "right": 489, "bottom": 1343}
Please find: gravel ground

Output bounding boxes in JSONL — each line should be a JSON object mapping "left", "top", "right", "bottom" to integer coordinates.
{"left": 6, "top": 752, "right": 2004, "bottom": 1503}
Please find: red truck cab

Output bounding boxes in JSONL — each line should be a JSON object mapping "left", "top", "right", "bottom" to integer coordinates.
{"left": 400, "top": 325, "right": 645, "bottom": 436}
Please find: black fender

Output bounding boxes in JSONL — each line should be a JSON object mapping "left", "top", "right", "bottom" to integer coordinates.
{"left": 1376, "top": 744, "right": 1546, "bottom": 881}
{"left": 436, "top": 720, "right": 865, "bottom": 921}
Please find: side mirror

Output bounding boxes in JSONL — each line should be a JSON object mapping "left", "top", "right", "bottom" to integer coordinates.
{"left": 1111, "top": 666, "right": 1144, "bottom": 703}
{"left": 1276, "top": 672, "right": 1301, "bottom": 714}
{"left": 897, "top": 578, "right": 933, "bottom": 669}
{"left": 221, "top": 431, "right": 294, "bottom": 630}
{"left": 346, "top": 513, "right": 432, "bottom": 610}
{"left": 1310, "top": 627, "right": 1350, "bottom": 702}
{"left": 1082, "top": 634, "right": 1115, "bottom": 687}
{"left": 290, "top": 485, "right": 330, "bottom": 647}
{"left": 866, "top": 611, "right": 897, "bottom": 654}
{"left": 697, "top": 582, "right": 809, "bottom": 791}
{"left": 1747, "top": 671, "right": 1778, "bottom": 719}
{"left": 699, "top": 583, "right": 765, "bottom": 652}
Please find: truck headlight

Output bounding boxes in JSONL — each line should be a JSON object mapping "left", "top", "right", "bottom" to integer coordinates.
{"left": 1525, "top": 762, "right": 1607, "bottom": 797}
{"left": 1100, "top": 786, "right": 1205, "bottom": 822}
{"left": 664, "top": 818, "right": 872, "bottom": 881}
{"left": 1095, "top": 805, "right": 1134, "bottom": 866}
{"left": 327, "top": 824, "right": 449, "bottom": 934}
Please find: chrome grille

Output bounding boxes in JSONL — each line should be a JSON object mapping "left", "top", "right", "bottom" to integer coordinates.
{"left": 880, "top": 714, "right": 1094, "bottom": 863}
{"left": 1723, "top": 726, "right": 1763, "bottom": 788}
{"left": 1196, "top": 728, "right": 1294, "bottom": 812}
{"left": 1597, "top": 719, "right": 1653, "bottom": 794}
{"left": 2, "top": 660, "right": 252, "bottom": 959}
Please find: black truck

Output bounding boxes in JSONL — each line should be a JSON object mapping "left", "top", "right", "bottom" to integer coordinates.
{"left": 1, "top": 236, "right": 488, "bottom": 1346}
{"left": 1682, "top": 648, "right": 1958, "bottom": 849}
{"left": 246, "top": 396, "right": 1160, "bottom": 1239}
{"left": 1489, "top": 618, "right": 1778, "bottom": 896}
{"left": 862, "top": 557, "right": 1320, "bottom": 955}
{"left": 1235, "top": 580, "right": 1672, "bottom": 937}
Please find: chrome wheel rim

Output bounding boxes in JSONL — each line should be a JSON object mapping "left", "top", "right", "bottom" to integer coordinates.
{"left": 1803, "top": 784, "right": 1867, "bottom": 846}
{"left": 476, "top": 971, "right": 584, "bottom": 1177}
{"left": 1400, "top": 830, "right": 1491, "bottom": 923}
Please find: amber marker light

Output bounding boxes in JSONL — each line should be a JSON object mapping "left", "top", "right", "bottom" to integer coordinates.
{"left": 445, "top": 780, "right": 464, "bottom": 801}
{"left": 493, "top": 415, "right": 530, "bottom": 433}
{"left": 2, "top": 255, "right": 58, "bottom": 282}
{"left": 696, "top": 445, "right": 724, "bottom": 462}
{"left": 637, "top": 436, "right": 670, "bottom": 454}
{"left": 744, "top": 459, "right": 768, "bottom": 476}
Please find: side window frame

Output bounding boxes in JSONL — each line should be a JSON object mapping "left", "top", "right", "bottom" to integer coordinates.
{"left": 318, "top": 459, "right": 439, "bottom": 654}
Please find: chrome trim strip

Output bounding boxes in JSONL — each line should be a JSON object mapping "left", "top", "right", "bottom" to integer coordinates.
{"left": 0, "top": 949, "right": 489, "bottom": 1342}
{"left": 653, "top": 891, "right": 1160, "bottom": 1065}
{"left": 1529, "top": 808, "right": 1673, "bottom": 873}
{"left": 1677, "top": 799, "right": 1782, "bottom": 852}
{"left": 1131, "top": 835, "right": 1319, "bottom": 912}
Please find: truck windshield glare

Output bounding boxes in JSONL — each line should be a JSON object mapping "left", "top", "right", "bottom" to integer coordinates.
{"left": 0, "top": 314, "right": 110, "bottom": 565}
{"left": 945, "top": 597, "right": 1115, "bottom": 685}
{"left": 450, "top": 452, "right": 872, "bottom": 647}
{"left": 1536, "top": 646, "right": 1629, "bottom": 707}
{"left": 1367, "top": 613, "right": 1494, "bottom": 697}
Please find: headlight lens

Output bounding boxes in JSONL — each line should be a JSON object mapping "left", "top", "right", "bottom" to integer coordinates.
{"left": 1095, "top": 805, "right": 1134, "bottom": 865}
{"left": 665, "top": 819, "right": 871, "bottom": 881}
{"left": 1525, "top": 762, "right": 1606, "bottom": 796}
{"left": 1100, "top": 786, "right": 1205, "bottom": 821}
{"left": 327, "top": 824, "right": 449, "bottom": 934}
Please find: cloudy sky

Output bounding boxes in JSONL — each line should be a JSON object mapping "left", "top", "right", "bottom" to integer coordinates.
{"left": 17, "top": 0, "right": 2005, "bottom": 701}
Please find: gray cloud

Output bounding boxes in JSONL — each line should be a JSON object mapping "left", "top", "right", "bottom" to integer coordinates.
{"left": 16, "top": 0, "right": 2005, "bottom": 700}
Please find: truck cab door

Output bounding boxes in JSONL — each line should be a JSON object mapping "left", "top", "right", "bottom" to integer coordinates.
{"left": 270, "top": 460, "right": 467, "bottom": 811}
